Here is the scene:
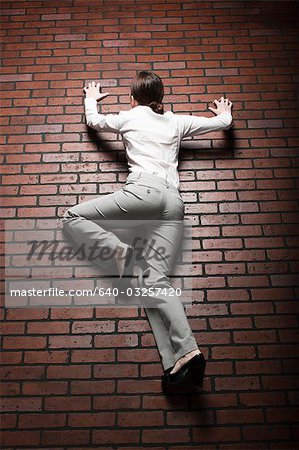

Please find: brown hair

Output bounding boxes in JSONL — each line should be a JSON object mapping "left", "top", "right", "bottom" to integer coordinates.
{"left": 130, "top": 71, "right": 164, "bottom": 115}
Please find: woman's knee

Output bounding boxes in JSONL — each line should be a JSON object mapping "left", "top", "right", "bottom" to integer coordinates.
{"left": 142, "top": 266, "right": 171, "bottom": 289}
{"left": 62, "top": 207, "right": 79, "bottom": 224}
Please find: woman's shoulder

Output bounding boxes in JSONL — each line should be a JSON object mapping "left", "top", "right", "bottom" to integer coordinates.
{"left": 117, "top": 107, "right": 176, "bottom": 120}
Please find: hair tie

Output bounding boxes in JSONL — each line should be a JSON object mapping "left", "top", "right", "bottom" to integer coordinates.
{"left": 148, "top": 101, "right": 164, "bottom": 115}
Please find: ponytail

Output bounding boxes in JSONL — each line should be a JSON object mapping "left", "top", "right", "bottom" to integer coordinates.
{"left": 148, "top": 101, "right": 164, "bottom": 115}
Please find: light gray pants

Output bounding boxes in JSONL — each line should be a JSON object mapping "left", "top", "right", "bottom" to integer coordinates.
{"left": 62, "top": 171, "right": 199, "bottom": 371}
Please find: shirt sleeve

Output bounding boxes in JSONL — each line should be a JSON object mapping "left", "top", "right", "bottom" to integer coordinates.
{"left": 176, "top": 111, "right": 233, "bottom": 139}
{"left": 84, "top": 97, "right": 121, "bottom": 133}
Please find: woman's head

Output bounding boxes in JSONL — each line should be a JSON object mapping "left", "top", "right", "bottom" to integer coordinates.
{"left": 130, "top": 71, "right": 164, "bottom": 115}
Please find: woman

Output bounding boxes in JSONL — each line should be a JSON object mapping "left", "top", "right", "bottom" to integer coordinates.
{"left": 62, "top": 71, "right": 233, "bottom": 392}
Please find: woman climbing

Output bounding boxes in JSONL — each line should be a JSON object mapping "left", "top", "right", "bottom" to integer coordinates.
{"left": 62, "top": 71, "right": 233, "bottom": 393}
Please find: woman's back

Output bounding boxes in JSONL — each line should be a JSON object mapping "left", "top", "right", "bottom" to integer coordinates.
{"left": 84, "top": 95, "right": 233, "bottom": 188}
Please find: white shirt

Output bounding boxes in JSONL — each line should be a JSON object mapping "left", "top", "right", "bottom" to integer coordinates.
{"left": 84, "top": 97, "right": 233, "bottom": 189}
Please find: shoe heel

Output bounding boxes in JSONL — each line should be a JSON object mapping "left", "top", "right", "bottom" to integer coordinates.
{"left": 190, "top": 354, "right": 206, "bottom": 388}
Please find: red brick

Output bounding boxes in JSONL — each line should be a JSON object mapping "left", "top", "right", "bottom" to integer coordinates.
{"left": 1, "top": 397, "right": 42, "bottom": 412}
{"left": 0, "top": 382, "right": 20, "bottom": 396}
{"left": 71, "top": 380, "right": 115, "bottom": 395}
{"left": 93, "top": 429, "right": 139, "bottom": 444}
{"left": 27, "top": 125, "right": 62, "bottom": 133}
{"left": 44, "top": 396, "right": 91, "bottom": 412}
{"left": 42, "top": 429, "right": 90, "bottom": 446}
{"left": 193, "top": 426, "right": 241, "bottom": 442}
{"left": 215, "top": 376, "right": 260, "bottom": 391}
{"left": 217, "top": 408, "right": 264, "bottom": 424}
{"left": 46, "top": 365, "right": 91, "bottom": 379}
{"left": 22, "top": 381, "right": 67, "bottom": 396}
{"left": 3, "top": 336, "right": 46, "bottom": 349}
{"left": 94, "top": 363, "right": 138, "bottom": 379}
{"left": 142, "top": 428, "right": 190, "bottom": 444}
{"left": 48, "top": 335, "right": 92, "bottom": 349}
{"left": 94, "top": 334, "right": 138, "bottom": 348}
{"left": 242, "top": 424, "right": 291, "bottom": 441}
{"left": 24, "top": 351, "right": 68, "bottom": 365}
{"left": 68, "top": 412, "right": 115, "bottom": 427}
{"left": 0, "top": 414, "right": 18, "bottom": 429}
{"left": 71, "top": 349, "right": 115, "bottom": 363}
{"left": 1, "top": 431, "right": 41, "bottom": 447}
{"left": 19, "top": 413, "right": 67, "bottom": 428}
{"left": 167, "top": 409, "right": 214, "bottom": 425}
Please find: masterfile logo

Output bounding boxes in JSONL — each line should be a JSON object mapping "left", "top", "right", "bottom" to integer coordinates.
{"left": 5, "top": 219, "right": 194, "bottom": 308}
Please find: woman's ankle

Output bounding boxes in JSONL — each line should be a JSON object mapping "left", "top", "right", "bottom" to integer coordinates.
{"left": 169, "top": 349, "right": 201, "bottom": 374}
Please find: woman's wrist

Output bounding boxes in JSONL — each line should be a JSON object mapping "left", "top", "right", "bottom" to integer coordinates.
{"left": 85, "top": 95, "right": 98, "bottom": 101}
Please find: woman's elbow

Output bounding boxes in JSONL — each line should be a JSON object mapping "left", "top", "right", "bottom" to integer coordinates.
{"left": 86, "top": 117, "right": 101, "bottom": 130}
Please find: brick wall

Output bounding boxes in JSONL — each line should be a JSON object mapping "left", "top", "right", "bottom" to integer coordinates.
{"left": 1, "top": 0, "right": 299, "bottom": 448}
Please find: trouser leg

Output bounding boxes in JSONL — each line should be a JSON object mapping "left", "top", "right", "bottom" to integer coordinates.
{"left": 140, "top": 220, "right": 199, "bottom": 370}
{"left": 61, "top": 177, "right": 199, "bottom": 372}
{"left": 62, "top": 184, "right": 164, "bottom": 270}
{"left": 142, "top": 307, "right": 176, "bottom": 371}
{"left": 62, "top": 193, "right": 123, "bottom": 270}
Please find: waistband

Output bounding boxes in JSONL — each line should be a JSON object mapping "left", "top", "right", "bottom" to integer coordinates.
{"left": 126, "top": 171, "right": 179, "bottom": 193}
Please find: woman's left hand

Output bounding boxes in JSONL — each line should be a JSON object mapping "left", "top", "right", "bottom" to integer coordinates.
{"left": 83, "top": 81, "right": 110, "bottom": 101}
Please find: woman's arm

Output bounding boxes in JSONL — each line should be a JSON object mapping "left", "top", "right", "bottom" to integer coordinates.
{"left": 177, "top": 96, "right": 233, "bottom": 138}
{"left": 83, "top": 81, "right": 120, "bottom": 133}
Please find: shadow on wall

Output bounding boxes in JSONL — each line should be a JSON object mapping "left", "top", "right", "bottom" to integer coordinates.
{"left": 249, "top": 0, "right": 299, "bottom": 27}
{"left": 86, "top": 126, "right": 127, "bottom": 167}
{"left": 179, "top": 127, "right": 236, "bottom": 168}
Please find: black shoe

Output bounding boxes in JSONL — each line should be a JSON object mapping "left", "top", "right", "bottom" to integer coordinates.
{"left": 161, "top": 366, "right": 191, "bottom": 395}
{"left": 167, "top": 354, "right": 200, "bottom": 383}
{"left": 188, "top": 353, "right": 206, "bottom": 388}
{"left": 163, "top": 366, "right": 174, "bottom": 376}
{"left": 161, "top": 353, "right": 206, "bottom": 393}
{"left": 162, "top": 358, "right": 193, "bottom": 389}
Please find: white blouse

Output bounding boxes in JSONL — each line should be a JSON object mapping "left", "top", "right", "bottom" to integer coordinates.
{"left": 84, "top": 97, "right": 233, "bottom": 189}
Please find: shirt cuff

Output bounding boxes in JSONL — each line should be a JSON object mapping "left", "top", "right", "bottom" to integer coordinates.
{"left": 218, "top": 110, "right": 232, "bottom": 117}
{"left": 218, "top": 110, "right": 233, "bottom": 128}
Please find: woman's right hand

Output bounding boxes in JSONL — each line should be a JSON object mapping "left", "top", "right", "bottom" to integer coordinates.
{"left": 208, "top": 96, "right": 233, "bottom": 115}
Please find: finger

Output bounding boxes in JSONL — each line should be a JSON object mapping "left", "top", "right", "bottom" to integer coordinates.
{"left": 96, "top": 82, "right": 100, "bottom": 90}
{"left": 92, "top": 81, "right": 95, "bottom": 87}
{"left": 214, "top": 99, "right": 219, "bottom": 105}
{"left": 208, "top": 106, "right": 216, "bottom": 113}
{"left": 83, "top": 87, "right": 87, "bottom": 92}
{"left": 99, "top": 92, "right": 110, "bottom": 99}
